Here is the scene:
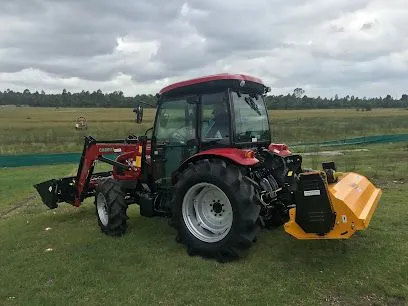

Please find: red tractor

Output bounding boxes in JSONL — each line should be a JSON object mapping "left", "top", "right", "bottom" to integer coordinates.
{"left": 35, "top": 74, "right": 382, "bottom": 262}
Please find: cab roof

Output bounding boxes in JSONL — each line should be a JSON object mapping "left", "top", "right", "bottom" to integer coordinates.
{"left": 158, "top": 73, "right": 265, "bottom": 96}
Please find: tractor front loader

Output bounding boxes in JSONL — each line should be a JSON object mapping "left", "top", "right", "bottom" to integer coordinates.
{"left": 34, "top": 74, "right": 382, "bottom": 262}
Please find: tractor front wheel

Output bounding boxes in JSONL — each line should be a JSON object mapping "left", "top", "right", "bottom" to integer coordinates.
{"left": 172, "top": 159, "right": 261, "bottom": 262}
{"left": 95, "top": 178, "right": 129, "bottom": 236}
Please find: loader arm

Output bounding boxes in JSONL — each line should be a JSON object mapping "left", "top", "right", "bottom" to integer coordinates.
{"left": 34, "top": 136, "right": 146, "bottom": 209}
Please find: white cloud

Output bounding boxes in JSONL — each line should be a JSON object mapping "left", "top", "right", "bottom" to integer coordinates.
{"left": 0, "top": 0, "right": 407, "bottom": 97}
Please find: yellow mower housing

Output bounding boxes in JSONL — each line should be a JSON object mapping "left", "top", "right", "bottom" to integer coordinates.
{"left": 284, "top": 171, "right": 382, "bottom": 239}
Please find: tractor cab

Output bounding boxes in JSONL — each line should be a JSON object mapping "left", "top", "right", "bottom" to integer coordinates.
{"left": 147, "top": 74, "right": 271, "bottom": 181}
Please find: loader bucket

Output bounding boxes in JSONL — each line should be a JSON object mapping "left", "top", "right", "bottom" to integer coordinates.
{"left": 34, "top": 179, "right": 60, "bottom": 209}
{"left": 34, "top": 176, "right": 77, "bottom": 209}
{"left": 284, "top": 172, "right": 382, "bottom": 239}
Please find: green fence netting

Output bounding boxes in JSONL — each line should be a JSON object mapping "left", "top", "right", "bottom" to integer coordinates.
{"left": 1, "top": 134, "right": 408, "bottom": 168}
{"left": 0, "top": 153, "right": 117, "bottom": 168}
{"left": 290, "top": 133, "right": 408, "bottom": 148}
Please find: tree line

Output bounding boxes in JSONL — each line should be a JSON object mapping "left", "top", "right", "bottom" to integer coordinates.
{"left": 264, "top": 88, "right": 408, "bottom": 110}
{"left": 0, "top": 89, "right": 157, "bottom": 108}
{"left": 1, "top": 88, "right": 407, "bottom": 110}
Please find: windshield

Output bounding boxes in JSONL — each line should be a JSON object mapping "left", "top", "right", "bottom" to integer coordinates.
{"left": 231, "top": 91, "right": 270, "bottom": 143}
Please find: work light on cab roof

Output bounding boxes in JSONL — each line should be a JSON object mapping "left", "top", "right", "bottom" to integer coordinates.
{"left": 34, "top": 73, "right": 382, "bottom": 262}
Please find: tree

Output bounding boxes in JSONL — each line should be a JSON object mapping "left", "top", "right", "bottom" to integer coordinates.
{"left": 0, "top": 88, "right": 403, "bottom": 110}
{"left": 293, "top": 88, "right": 305, "bottom": 99}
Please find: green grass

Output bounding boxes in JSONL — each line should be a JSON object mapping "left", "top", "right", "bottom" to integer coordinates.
{"left": 0, "top": 107, "right": 154, "bottom": 154}
{"left": 0, "top": 108, "right": 407, "bottom": 305}
{"left": 0, "top": 164, "right": 77, "bottom": 214}
{"left": 269, "top": 108, "right": 408, "bottom": 144}
{"left": 1, "top": 107, "right": 408, "bottom": 154}
{"left": 0, "top": 159, "right": 407, "bottom": 305}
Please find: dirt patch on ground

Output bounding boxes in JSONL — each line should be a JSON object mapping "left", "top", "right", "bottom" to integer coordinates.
{"left": 300, "top": 148, "right": 370, "bottom": 157}
{"left": 0, "top": 194, "right": 39, "bottom": 219}
{"left": 321, "top": 293, "right": 406, "bottom": 306}
{"left": 359, "top": 294, "right": 406, "bottom": 306}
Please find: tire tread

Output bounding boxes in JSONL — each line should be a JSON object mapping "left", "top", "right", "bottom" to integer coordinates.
{"left": 171, "top": 158, "right": 261, "bottom": 262}
{"left": 95, "top": 178, "right": 128, "bottom": 236}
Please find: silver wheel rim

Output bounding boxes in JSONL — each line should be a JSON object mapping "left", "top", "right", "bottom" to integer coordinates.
{"left": 96, "top": 193, "right": 109, "bottom": 226}
{"left": 182, "top": 183, "right": 233, "bottom": 243}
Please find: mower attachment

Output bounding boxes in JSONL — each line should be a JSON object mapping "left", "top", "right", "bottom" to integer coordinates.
{"left": 284, "top": 171, "right": 382, "bottom": 239}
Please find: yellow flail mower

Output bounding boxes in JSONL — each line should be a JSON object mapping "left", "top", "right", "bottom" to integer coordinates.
{"left": 34, "top": 74, "right": 382, "bottom": 262}
{"left": 284, "top": 168, "right": 381, "bottom": 239}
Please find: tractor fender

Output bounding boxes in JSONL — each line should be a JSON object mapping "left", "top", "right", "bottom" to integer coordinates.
{"left": 190, "top": 148, "right": 259, "bottom": 166}
{"left": 174, "top": 148, "right": 259, "bottom": 183}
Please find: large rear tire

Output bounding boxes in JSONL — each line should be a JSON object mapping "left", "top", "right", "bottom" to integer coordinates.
{"left": 95, "top": 178, "right": 129, "bottom": 236}
{"left": 172, "top": 159, "right": 261, "bottom": 262}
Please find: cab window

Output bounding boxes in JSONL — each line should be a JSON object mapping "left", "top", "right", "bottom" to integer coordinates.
{"left": 200, "top": 92, "right": 230, "bottom": 143}
{"left": 154, "top": 98, "right": 197, "bottom": 144}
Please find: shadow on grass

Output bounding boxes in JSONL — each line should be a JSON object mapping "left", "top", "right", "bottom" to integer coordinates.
{"left": 27, "top": 200, "right": 376, "bottom": 268}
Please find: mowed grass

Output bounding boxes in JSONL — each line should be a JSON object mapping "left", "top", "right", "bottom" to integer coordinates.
{"left": 0, "top": 107, "right": 408, "bottom": 305}
{"left": 0, "top": 107, "right": 154, "bottom": 154}
{"left": 1, "top": 107, "right": 408, "bottom": 154}
{"left": 269, "top": 108, "right": 408, "bottom": 144}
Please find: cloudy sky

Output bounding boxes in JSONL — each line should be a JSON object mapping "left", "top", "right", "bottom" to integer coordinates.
{"left": 0, "top": 0, "right": 407, "bottom": 97}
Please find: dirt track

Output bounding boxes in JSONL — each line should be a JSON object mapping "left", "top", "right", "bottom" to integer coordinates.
{"left": 0, "top": 194, "right": 39, "bottom": 219}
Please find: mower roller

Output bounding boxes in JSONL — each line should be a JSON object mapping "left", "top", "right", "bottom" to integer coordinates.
{"left": 34, "top": 74, "right": 382, "bottom": 262}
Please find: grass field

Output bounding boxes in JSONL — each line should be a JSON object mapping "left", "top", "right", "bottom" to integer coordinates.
{"left": 1, "top": 107, "right": 408, "bottom": 154}
{"left": 0, "top": 107, "right": 407, "bottom": 305}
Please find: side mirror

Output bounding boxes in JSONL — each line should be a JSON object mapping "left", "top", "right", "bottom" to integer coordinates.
{"left": 133, "top": 104, "right": 144, "bottom": 124}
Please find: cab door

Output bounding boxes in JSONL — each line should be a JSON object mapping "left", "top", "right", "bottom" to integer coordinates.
{"left": 151, "top": 96, "right": 199, "bottom": 183}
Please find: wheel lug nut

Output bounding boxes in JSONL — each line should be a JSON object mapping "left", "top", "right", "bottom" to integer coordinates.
{"left": 211, "top": 209, "right": 213, "bottom": 212}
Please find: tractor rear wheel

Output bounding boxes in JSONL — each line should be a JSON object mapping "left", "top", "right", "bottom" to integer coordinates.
{"left": 172, "top": 159, "right": 261, "bottom": 262}
{"left": 95, "top": 178, "right": 129, "bottom": 236}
